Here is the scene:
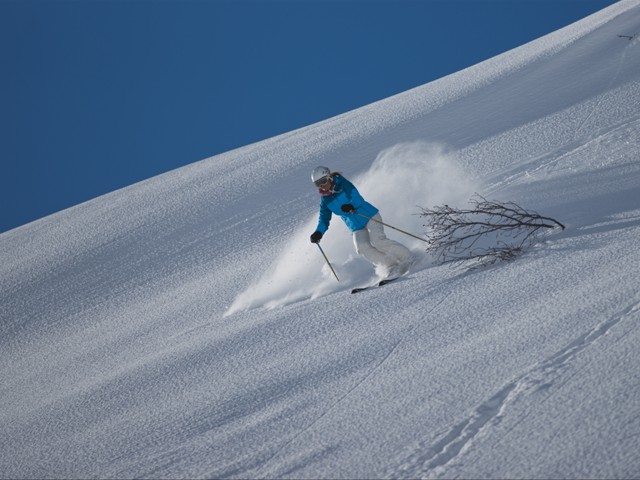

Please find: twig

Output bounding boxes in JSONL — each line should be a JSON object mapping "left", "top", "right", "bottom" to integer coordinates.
{"left": 420, "top": 194, "right": 565, "bottom": 268}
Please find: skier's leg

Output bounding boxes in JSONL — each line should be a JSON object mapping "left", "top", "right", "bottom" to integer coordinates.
{"left": 353, "top": 227, "right": 396, "bottom": 276}
{"left": 367, "top": 214, "right": 413, "bottom": 268}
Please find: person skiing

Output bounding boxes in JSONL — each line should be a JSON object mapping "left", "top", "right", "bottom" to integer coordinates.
{"left": 309, "top": 166, "right": 412, "bottom": 280}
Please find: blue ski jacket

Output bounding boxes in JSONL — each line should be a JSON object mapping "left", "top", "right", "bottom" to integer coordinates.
{"left": 315, "top": 175, "right": 379, "bottom": 234}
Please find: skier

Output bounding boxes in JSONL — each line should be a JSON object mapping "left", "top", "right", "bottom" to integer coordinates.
{"left": 309, "top": 166, "right": 412, "bottom": 280}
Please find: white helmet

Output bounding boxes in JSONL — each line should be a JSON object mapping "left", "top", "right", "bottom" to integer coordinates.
{"left": 311, "top": 166, "right": 331, "bottom": 185}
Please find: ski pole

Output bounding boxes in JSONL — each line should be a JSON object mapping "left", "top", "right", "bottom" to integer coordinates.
{"left": 316, "top": 243, "right": 340, "bottom": 282}
{"left": 355, "top": 212, "right": 429, "bottom": 243}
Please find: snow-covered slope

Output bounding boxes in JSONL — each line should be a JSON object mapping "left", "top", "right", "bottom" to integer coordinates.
{"left": 2, "top": 1, "right": 640, "bottom": 478}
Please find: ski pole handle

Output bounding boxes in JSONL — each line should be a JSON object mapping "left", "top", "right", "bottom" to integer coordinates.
{"left": 356, "top": 213, "right": 428, "bottom": 243}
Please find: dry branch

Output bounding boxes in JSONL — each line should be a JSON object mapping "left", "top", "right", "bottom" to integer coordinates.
{"left": 420, "top": 195, "right": 565, "bottom": 268}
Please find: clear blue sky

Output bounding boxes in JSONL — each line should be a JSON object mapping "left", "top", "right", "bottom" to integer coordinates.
{"left": 1, "top": 0, "right": 619, "bottom": 234}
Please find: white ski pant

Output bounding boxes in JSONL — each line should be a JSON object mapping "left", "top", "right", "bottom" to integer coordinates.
{"left": 352, "top": 213, "right": 412, "bottom": 276}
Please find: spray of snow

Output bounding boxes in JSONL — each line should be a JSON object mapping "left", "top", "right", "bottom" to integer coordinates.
{"left": 226, "top": 141, "right": 477, "bottom": 314}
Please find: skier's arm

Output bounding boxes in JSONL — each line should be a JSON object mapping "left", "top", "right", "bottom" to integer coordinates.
{"left": 315, "top": 199, "right": 332, "bottom": 234}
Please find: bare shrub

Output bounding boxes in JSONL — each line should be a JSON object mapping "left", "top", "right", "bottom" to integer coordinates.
{"left": 420, "top": 195, "right": 565, "bottom": 268}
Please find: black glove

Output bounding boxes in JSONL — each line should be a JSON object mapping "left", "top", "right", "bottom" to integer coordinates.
{"left": 341, "top": 204, "right": 355, "bottom": 213}
{"left": 310, "top": 231, "right": 323, "bottom": 243}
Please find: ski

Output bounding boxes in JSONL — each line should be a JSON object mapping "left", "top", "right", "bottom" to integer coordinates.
{"left": 351, "top": 277, "right": 399, "bottom": 294}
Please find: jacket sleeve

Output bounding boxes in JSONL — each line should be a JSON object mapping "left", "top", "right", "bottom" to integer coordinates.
{"left": 316, "top": 198, "right": 332, "bottom": 234}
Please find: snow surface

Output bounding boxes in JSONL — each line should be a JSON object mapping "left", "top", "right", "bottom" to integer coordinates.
{"left": 2, "top": 1, "right": 640, "bottom": 478}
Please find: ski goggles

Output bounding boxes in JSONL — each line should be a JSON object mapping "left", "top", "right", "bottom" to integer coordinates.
{"left": 314, "top": 176, "right": 331, "bottom": 187}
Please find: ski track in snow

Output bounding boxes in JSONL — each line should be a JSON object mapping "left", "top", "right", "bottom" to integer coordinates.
{"left": 389, "top": 299, "right": 640, "bottom": 479}
{"left": 572, "top": 30, "right": 632, "bottom": 141}
{"left": 251, "top": 290, "right": 453, "bottom": 478}
{"left": 484, "top": 114, "right": 640, "bottom": 197}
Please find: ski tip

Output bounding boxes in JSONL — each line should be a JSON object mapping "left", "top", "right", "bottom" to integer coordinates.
{"left": 351, "top": 277, "right": 401, "bottom": 293}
